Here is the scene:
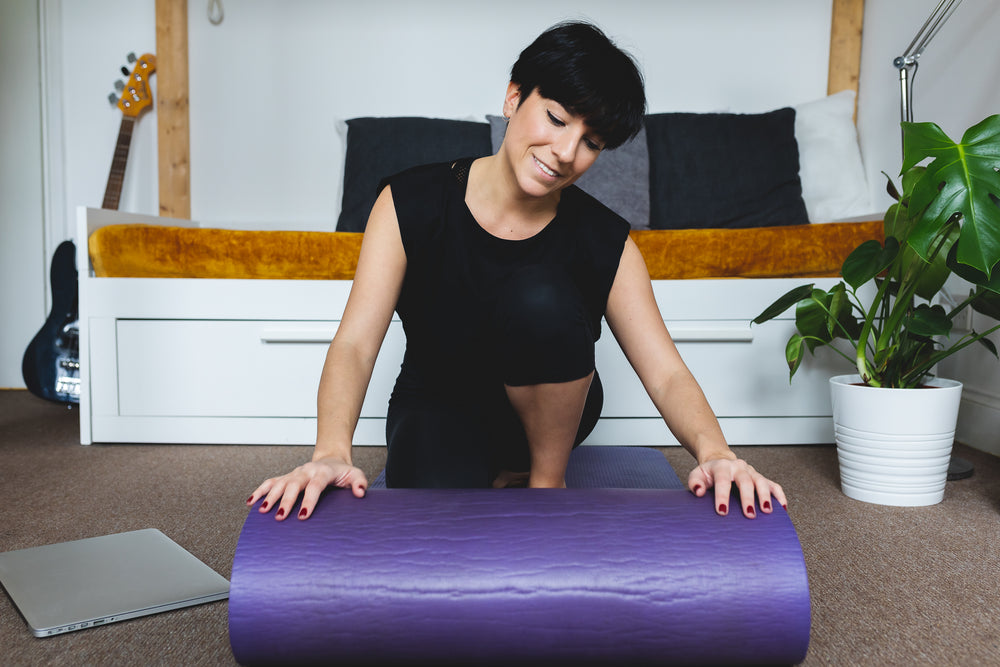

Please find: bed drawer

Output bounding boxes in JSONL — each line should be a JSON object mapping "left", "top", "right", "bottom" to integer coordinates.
{"left": 598, "top": 318, "right": 841, "bottom": 418}
{"left": 116, "top": 320, "right": 404, "bottom": 418}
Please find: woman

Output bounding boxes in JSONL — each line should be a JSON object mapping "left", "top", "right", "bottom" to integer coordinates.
{"left": 249, "top": 21, "right": 786, "bottom": 520}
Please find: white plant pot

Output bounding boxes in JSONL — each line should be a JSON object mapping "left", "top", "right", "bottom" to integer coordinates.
{"left": 829, "top": 374, "right": 963, "bottom": 507}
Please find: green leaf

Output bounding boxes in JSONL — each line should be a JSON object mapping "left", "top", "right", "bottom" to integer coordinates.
{"left": 904, "top": 115, "right": 1000, "bottom": 277}
{"left": 970, "top": 289, "right": 1000, "bottom": 320}
{"left": 827, "top": 283, "right": 849, "bottom": 337}
{"left": 842, "top": 237, "right": 900, "bottom": 290}
{"left": 883, "top": 171, "right": 901, "bottom": 201}
{"left": 883, "top": 202, "right": 906, "bottom": 241}
{"left": 752, "top": 284, "right": 815, "bottom": 324}
{"left": 796, "top": 288, "right": 835, "bottom": 351}
{"left": 947, "top": 243, "right": 1000, "bottom": 295}
{"left": 976, "top": 334, "right": 999, "bottom": 358}
{"left": 883, "top": 167, "right": 926, "bottom": 242}
{"left": 785, "top": 334, "right": 805, "bottom": 380}
{"left": 904, "top": 224, "right": 959, "bottom": 300}
{"left": 905, "top": 304, "right": 952, "bottom": 337}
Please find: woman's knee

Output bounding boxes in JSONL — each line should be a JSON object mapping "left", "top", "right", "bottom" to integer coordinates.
{"left": 385, "top": 404, "right": 492, "bottom": 488}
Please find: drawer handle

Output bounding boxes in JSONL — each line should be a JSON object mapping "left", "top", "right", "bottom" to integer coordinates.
{"left": 260, "top": 329, "right": 337, "bottom": 344}
{"left": 666, "top": 324, "right": 754, "bottom": 343}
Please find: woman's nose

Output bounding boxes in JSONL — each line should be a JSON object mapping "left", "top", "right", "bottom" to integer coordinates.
{"left": 551, "top": 134, "right": 579, "bottom": 164}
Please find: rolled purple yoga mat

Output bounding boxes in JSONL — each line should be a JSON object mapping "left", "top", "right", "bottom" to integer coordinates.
{"left": 230, "top": 449, "right": 810, "bottom": 665}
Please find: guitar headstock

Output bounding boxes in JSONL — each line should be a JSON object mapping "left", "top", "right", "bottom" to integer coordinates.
{"left": 111, "top": 52, "right": 157, "bottom": 118}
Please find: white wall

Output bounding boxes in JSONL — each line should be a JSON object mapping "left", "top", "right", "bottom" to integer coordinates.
{"left": 57, "top": 0, "right": 833, "bottom": 232}
{"left": 0, "top": 0, "right": 46, "bottom": 388}
{"left": 5, "top": 0, "right": 1000, "bottom": 450}
{"left": 857, "top": 0, "right": 1000, "bottom": 213}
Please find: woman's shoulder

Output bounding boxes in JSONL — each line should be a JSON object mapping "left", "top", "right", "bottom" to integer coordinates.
{"left": 561, "top": 185, "right": 631, "bottom": 239}
{"left": 378, "top": 160, "right": 462, "bottom": 198}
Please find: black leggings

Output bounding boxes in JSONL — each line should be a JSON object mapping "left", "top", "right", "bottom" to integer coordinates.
{"left": 385, "top": 265, "right": 602, "bottom": 488}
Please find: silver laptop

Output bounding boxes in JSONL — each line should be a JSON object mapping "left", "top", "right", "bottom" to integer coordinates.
{"left": 0, "top": 528, "right": 230, "bottom": 637}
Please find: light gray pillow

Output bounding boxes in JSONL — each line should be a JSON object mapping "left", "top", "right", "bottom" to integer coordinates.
{"left": 487, "top": 115, "right": 650, "bottom": 229}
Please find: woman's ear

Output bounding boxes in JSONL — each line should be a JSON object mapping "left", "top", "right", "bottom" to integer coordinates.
{"left": 503, "top": 82, "right": 522, "bottom": 119}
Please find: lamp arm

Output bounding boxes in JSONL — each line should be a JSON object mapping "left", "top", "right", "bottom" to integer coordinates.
{"left": 892, "top": 0, "right": 964, "bottom": 156}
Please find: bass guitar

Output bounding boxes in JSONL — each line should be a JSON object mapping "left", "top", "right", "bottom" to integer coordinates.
{"left": 21, "top": 52, "right": 156, "bottom": 403}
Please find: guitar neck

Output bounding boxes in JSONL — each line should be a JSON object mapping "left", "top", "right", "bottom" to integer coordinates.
{"left": 102, "top": 116, "right": 136, "bottom": 210}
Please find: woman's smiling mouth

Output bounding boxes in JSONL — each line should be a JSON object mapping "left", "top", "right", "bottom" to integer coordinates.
{"left": 533, "top": 156, "right": 559, "bottom": 178}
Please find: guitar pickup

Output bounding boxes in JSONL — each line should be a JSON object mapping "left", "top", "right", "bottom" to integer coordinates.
{"left": 56, "top": 377, "right": 81, "bottom": 398}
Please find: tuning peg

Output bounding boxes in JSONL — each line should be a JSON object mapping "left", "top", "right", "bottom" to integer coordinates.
{"left": 114, "top": 80, "right": 125, "bottom": 92}
{"left": 108, "top": 92, "right": 118, "bottom": 107}
{"left": 127, "top": 52, "right": 137, "bottom": 63}
{"left": 121, "top": 66, "right": 130, "bottom": 77}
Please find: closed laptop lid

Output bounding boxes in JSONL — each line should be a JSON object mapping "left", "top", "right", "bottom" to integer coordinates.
{"left": 0, "top": 528, "right": 230, "bottom": 637}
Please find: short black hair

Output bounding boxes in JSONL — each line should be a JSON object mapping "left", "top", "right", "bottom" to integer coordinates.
{"left": 510, "top": 22, "right": 646, "bottom": 150}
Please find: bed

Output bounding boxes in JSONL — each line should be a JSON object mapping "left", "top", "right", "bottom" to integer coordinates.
{"left": 76, "top": 0, "right": 879, "bottom": 446}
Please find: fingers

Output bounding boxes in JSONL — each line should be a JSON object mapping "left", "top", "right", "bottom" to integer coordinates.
{"left": 732, "top": 463, "right": 759, "bottom": 518}
{"left": 297, "top": 478, "right": 328, "bottom": 520}
{"left": 692, "top": 457, "right": 788, "bottom": 519}
{"left": 344, "top": 471, "right": 369, "bottom": 500}
{"left": 247, "top": 461, "right": 369, "bottom": 521}
{"left": 712, "top": 467, "right": 734, "bottom": 517}
{"left": 687, "top": 467, "right": 709, "bottom": 498}
{"left": 246, "top": 478, "right": 273, "bottom": 508}
{"left": 331, "top": 467, "right": 369, "bottom": 500}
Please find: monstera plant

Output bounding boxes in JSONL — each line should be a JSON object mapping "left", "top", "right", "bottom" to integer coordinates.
{"left": 754, "top": 114, "right": 1000, "bottom": 388}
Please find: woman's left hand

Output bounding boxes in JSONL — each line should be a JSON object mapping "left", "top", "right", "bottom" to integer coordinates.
{"left": 687, "top": 455, "right": 787, "bottom": 518}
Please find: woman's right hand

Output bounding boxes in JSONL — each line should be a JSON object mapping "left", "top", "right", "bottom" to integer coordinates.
{"left": 247, "top": 457, "right": 368, "bottom": 521}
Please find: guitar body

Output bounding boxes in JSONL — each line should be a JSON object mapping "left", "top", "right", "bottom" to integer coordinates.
{"left": 22, "top": 240, "right": 80, "bottom": 404}
{"left": 20, "top": 52, "right": 155, "bottom": 404}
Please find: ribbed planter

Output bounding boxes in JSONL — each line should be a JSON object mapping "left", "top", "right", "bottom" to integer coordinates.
{"left": 829, "top": 374, "right": 963, "bottom": 507}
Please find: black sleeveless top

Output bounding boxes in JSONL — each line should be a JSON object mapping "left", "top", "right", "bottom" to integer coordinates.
{"left": 383, "top": 158, "right": 630, "bottom": 401}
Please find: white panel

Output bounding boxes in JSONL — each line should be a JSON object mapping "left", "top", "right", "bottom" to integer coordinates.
{"left": 583, "top": 416, "right": 835, "bottom": 447}
{"left": 598, "top": 319, "right": 843, "bottom": 418}
{"left": 115, "top": 320, "right": 404, "bottom": 418}
{"left": 89, "top": 415, "right": 390, "bottom": 446}
{"left": 88, "top": 317, "right": 119, "bottom": 417}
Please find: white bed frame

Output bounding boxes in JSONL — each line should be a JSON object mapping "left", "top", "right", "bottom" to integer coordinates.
{"left": 77, "top": 206, "right": 847, "bottom": 446}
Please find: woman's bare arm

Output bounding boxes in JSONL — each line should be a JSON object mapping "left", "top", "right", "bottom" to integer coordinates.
{"left": 604, "top": 238, "right": 786, "bottom": 517}
{"left": 248, "top": 186, "right": 407, "bottom": 519}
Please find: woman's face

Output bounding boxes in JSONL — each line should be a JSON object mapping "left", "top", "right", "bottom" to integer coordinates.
{"left": 500, "top": 83, "right": 604, "bottom": 198}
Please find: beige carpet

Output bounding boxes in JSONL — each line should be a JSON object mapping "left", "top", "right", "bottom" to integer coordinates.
{"left": 1, "top": 390, "right": 998, "bottom": 666}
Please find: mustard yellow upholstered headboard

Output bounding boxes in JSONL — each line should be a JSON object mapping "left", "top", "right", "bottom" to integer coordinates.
{"left": 88, "top": 220, "right": 883, "bottom": 281}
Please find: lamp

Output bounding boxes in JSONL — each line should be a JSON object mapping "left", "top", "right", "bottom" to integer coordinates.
{"left": 893, "top": 0, "right": 974, "bottom": 481}
{"left": 892, "top": 0, "right": 965, "bottom": 156}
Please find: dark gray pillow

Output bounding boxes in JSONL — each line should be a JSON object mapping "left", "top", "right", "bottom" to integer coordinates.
{"left": 336, "top": 117, "right": 492, "bottom": 232}
{"left": 644, "top": 108, "right": 808, "bottom": 229}
{"left": 487, "top": 115, "right": 650, "bottom": 230}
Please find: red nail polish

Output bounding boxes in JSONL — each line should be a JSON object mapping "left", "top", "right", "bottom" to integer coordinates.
{"left": 276, "top": 508, "right": 285, "bottom": 518}
{"left": 261, "top": 500, "right": 269, "bottom": 510}
{"left": 747, "top": 506, "right": 756, "bottom": 517}
{"left": 718, "top": 503, "right": 727, "bottom": 514}
{"left": 692, "top": 484, "right": 702, "bottom": 494}
{"left": 762, "top": 501, "right": 771, "bottom": 511}
{"left": 298, "top": 508, "right": 308, "bottom": 518}
{"left": 246, "top": 496, "right": 254, "bottom": 505}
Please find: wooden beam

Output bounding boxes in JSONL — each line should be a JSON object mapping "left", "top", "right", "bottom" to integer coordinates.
{"left": 828, "top": 0, "right": 865, "bottom": 115}
{"left": 155, "top": 0, "right": 190, "bottom": 219}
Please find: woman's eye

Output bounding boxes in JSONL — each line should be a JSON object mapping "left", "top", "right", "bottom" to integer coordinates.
{"left": 585, "top": 139, "right": 602, "bottom": 151}
{"left": 546, "top": 111, "right": 565, "bottom": 127}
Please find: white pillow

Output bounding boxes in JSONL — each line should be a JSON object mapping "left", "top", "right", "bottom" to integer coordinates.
{"left": 794, "top": 91, "right": 874, "bottom": 222}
